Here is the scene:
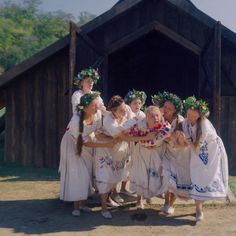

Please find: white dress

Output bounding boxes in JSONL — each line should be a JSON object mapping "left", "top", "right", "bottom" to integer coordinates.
{"left": 182, "top": 118, "right": 228, "bottom": 201}
{"left": 162, "top": 115, "right": 192, "bottom": 199}
{"left": 71, "top": 90, "right": 104, "bottom": 115}
{"left": 134, "top": 110, "right": 146, "bottom": 121}
{"left": 59, "top": 111, "right": 102, "bottom": 201}
{"left": 129, "top": 120, "right": 168, "bottom": 198}
{"left": 94, "top": 112, "right": 133, "bottom": 194}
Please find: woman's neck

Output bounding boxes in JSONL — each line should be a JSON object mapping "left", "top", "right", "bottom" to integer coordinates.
{"left": 112, "top": 112, "right": 124, "bottom": 124}
{"left": 167, "top": 114, "right": 177, "bottom": 124}
{"left": 84, "top": 113, "right": 94, "bottom": 125}
{"left": 82, "top": 89, "right": 91, "bottom": 94}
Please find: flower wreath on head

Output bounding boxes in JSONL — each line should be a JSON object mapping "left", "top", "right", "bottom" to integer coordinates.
{"left": 124, "top": 89, "right": 147, "bottom": 106}
{"left": 183, "top": 96, "right": 209, "bottom": 117}
{"left": 73, "top": 67, "right": 100, "bottom": 88}
{"left": 151, "top": 91, "right": 183, "bottom": 114}
{"left": 76, "top": 91, "right": 100, "bottom": 112}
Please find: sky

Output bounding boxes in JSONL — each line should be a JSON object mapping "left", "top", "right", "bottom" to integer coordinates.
{"left": 1, "top": 0, "right": 236, "bottom": 32}
{"left": 38, "top": 0, "right": 236, "bottom": 32}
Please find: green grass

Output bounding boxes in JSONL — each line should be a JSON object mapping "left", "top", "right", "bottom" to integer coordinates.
{"left": 229, "top": 175, "right": 236, "bottom": 197}
{"left": 0, "top": 162, "right": 59, "bottom": 181}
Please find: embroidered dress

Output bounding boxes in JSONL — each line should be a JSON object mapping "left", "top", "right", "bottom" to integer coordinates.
{"left": 129, "top": 120, "right": 168, "bottom": 198}
{"left": 162, "top": 115, "right": 192, "bottom": 199}
{"left": 182, "top": 118, "right": 228, "bottom": 201}
{"left": 94, "top": 112, "right": 133, "bottom": 194}
{"left": 59, "top": 111, "right": 102, "bottom": 201}
{"left": 71, "top": 89, "right": 104, "bottom": 115}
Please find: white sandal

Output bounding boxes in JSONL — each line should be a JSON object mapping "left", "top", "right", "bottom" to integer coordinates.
{"left": 101, "top": 210, "right": 112, "bottom": 219}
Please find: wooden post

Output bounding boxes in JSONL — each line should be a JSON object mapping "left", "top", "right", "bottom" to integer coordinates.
{"left": 69, "top": 21, "right": 77, "bottom": 116}
{"left": 102, "top": 55, "right": 109, "bottom": 104}
{"left": 213, "top": 21, "right": 221, "bottom": 134}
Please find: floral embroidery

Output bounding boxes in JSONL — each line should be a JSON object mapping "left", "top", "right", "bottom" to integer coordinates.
{"left": 199, "top": 141, "right": 208, "bottom": 165}
{"left": 99, "top": 156, "right": 127, "bottom": 171}
{"left": 192, "top": 179, "right": 224, "bottom": 193}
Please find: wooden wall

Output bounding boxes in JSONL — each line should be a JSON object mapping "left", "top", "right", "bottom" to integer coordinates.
{"left": 221, "top": 96, "right": 236, "bottom": 171}
{"left": 4, "top": 47, "right": 69, "bottom": 168}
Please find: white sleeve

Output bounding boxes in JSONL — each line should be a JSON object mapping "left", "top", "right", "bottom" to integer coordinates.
{"left": 122, "top": 117, "right": 138, "bottom": 130}
{"left": 71, "top": 90, "right": 82, "bottom": 115}
{"left": 103, "top": 115, "right": 123, "bottom": 137}
{"left": 69, "top": 115, "right": 80, "bottom": 139}
{"left": 95, "top": 110, "right": 103, "bottom": 132}
{"left": 98, "top": 96, "right": 104, "bottom": 107}
{"left": 126, "top": 105, "right": 136, "bottom": 119}
{"left": 199, "top": 118, "right": 217, "bottom": 144}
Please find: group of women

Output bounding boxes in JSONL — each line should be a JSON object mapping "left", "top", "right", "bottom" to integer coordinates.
{"left": 59, "top": 68, "right": 228, "bottom": 221}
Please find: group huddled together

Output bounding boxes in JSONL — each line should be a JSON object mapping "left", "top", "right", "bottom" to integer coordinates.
{"left": 59, "top": 67, "right": 228, "bottom": 222}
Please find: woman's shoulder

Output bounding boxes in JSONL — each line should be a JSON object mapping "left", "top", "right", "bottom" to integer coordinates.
{"left": 103, "top": 111, "right": 116, "bottom": 125}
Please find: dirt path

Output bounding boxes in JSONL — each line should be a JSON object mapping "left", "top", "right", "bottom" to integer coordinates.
{"left": 0, "top": 180, "right": 236, "bottom": 236}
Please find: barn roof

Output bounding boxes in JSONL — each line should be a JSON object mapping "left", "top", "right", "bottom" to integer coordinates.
{"left": 1, "top": 0, "right": 236, "bottom": 89}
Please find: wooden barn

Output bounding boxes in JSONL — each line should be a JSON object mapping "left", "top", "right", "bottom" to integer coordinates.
{"left": 0, "top": 0, "right": 236, "bottom": 170}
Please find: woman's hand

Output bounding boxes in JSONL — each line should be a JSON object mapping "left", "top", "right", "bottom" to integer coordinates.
{"left": 105, "top": 139, "right": 119, "bottom": 148}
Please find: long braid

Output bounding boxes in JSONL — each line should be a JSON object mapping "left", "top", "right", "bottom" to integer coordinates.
{"left": 193, "top": 117, "right": 202, "bottom": 148}
{"left": 77, "top": 110, "right": 84, "bottom": 156}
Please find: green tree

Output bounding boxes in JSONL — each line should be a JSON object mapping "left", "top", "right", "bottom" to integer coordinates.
{"left": 0, "top": 0, "right": 96, "bottom": 73}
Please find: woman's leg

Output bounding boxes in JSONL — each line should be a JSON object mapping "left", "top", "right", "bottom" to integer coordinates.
{"left": 195, "top": 200, "right": 204, "bottom": 213}
{"left": 101, "top": 193, "right": 109, "bottom": 212}
{"left": 195, "top": 200, "right": 204, "bottom": 221}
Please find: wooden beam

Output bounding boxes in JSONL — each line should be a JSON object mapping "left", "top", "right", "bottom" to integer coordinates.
{"left": 69, "top": 21, "right": 80, "bottom": 116}
{"left": 78, "top": 32, "right": 105, "bottom": 56}
{"left": 153, "top": 21, "right": 202, "bottom": 55}
{"left": 108, "top": 20, "right": 201, "bottom": 56}
{"left": 81, "top": 0, "right": 143, "bottom": 34}
{"left": 108, "top": 22, "right": 156, "bottom": 54}
{"left": 213, "top": 21, "right": 222, "bottom": 134}
{"left": 101, "top": 55, "right": 109, "bottom": 103}
{"left": 0, "top": 36, "right": 70, "bottom": 88}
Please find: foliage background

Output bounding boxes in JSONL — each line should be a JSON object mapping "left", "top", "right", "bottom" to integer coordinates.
{"left": 0, "top": 0, "right": 96, "bottom": 74}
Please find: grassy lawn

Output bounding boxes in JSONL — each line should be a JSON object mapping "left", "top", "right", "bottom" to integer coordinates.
{"left": 0, "top": 127, "right": 236, "bottom": 198}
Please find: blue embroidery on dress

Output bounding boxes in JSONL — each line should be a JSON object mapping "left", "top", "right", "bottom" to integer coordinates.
{"left": 170, "top": 172, "right": 192, "bottom": 190}
{"left": 199, "top": 141, "right": 208, "bottom": 165}
{"left": 192, "top": 179, "right": 224, "bottom": 193}
{"left": 177, "top": 184, "right": 193, "bottom": 190}
{"left": 148, "top": 168, "right": 160, "bottom": 178}
{"left": 99, "top": 156, "right": 127, "bottom": 171}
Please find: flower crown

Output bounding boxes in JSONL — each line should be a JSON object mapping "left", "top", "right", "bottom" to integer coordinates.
{"left": 124, "top": 89, "right": 147, "bottom": 106}
{"left": 183, "top": 96, "right": 209, "bottom": 117}
{"left": 151, "top": 91, "right": 183, "bottom": 114}
{"left": 76, "top": 92, "right": 100, "bottom": 112}
{"left": 74, "top": 68, "right": 100, "bottom": 88}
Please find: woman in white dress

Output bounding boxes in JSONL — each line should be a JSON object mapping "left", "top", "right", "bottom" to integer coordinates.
{"left": 59, "top": 92, "right": 115, "bottom": 217}
{"left": 94, "top": 96, "right": 155, "bottom": 219}
{"left": 129, "top": 106, "right": 170, "bottom": 210}
{"left": 72, "top": 67, "right": 106, "bottom": 115}
{"left": 152, "top": 91, "right": 190, "bottom": 214}
{"left": 124, "top": 89, "right": 146, "bottom": 121}
{"left": 182, "top": 96, "right": 228, "bottom": 221}
{"left": 118, "top": 89, "right": 147, "bottom": 195}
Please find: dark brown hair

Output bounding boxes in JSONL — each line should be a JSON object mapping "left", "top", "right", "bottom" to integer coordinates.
{"left": 107, "top": 95, "right": 124, "bottom": 112}
{"left": 76, "top": 110, "right": 85, "bottom": 156}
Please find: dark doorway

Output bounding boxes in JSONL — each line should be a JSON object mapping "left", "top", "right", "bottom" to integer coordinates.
{"left": 108, "top": 30, "right": 199, "bottom": 104}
